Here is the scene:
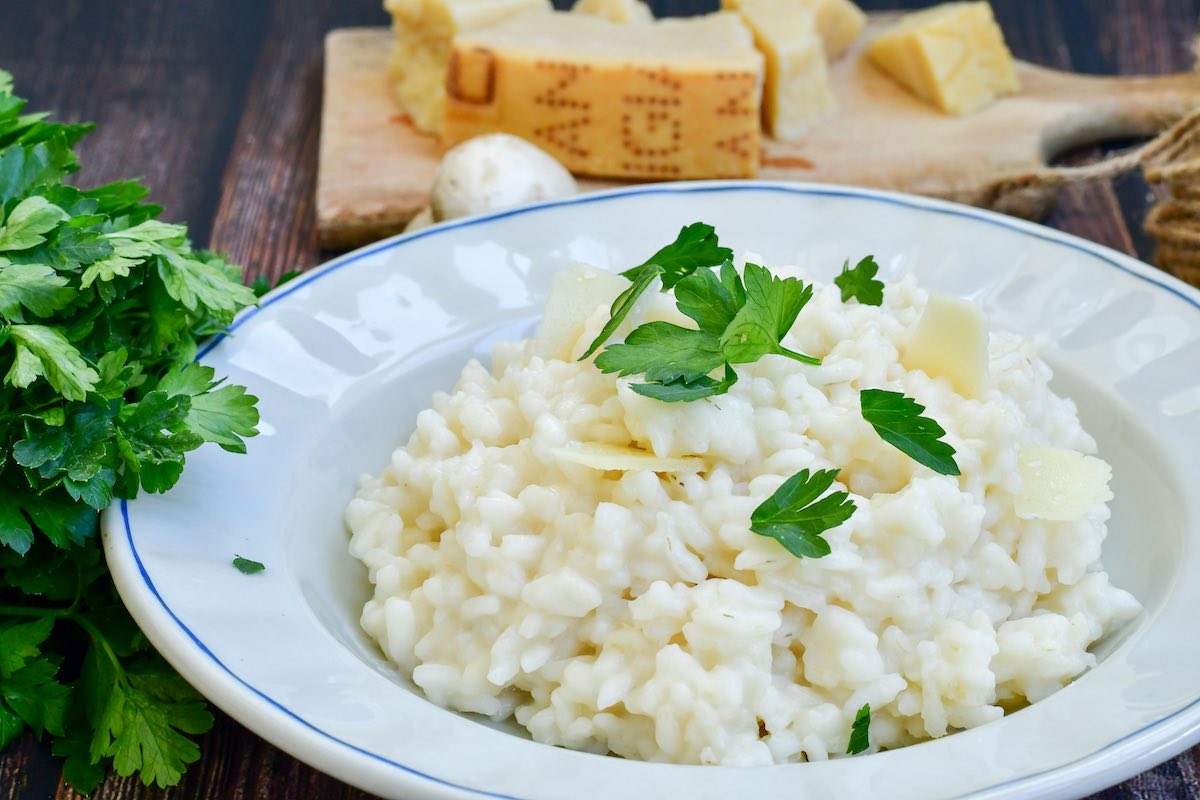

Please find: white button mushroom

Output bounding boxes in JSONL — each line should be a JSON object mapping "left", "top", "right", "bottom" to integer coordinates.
{"left": 429, "top": 133, "right": 577, "bottom": 223}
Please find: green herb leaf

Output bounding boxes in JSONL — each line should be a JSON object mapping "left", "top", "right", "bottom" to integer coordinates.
{"left": 158, "top": 363, "right": 260, "bottom": 454}
{"left": 232, "top": 555, "right": 265, "bottom": 575}
{"left": 581, "top": 222, "right": 732, "bottom": 358}
{"left": 860, "top": 389, "right": 960, "bottom": 475}
{"left": 94, "top": 670, "right": 213, "bottom": 788}
{"left": 594, "top": 321, "right": 724, "bottom": 385}
{"left": 0, "top": 617, "right": 54, "bottom": 677}
{"left": 0, "top": 196, "right": 69, "bottom": 251}
{"left": 835, "top": 256, "right": 884, "bottom": 306}
{"left": 847, "top": 703, "right": 871, "bottom": 754}
{"left": 630, "top": 363, "right": 739, "bottom": 402}
{"left": 674, "top": 262, "right": 743, "bottom": 335}
{"left": 750, "top": 468, "right": 856, "bottom": 559}
{"left": 721, "top": 263, "right": 819, "bottom": 366}
{"left": 0, "top": 486, "right": 35, "bottom": 554}
{"left": 0, "top": 260, "right": 76, "bottom": 317}
{"left": 2, "top": 655, "right": 70, "bottom": 737}
{"left": 619, "top": 222, "right": 733, "bottom": 289}
{"left": 5, "top": 323, "right": 99, "bottom": 400}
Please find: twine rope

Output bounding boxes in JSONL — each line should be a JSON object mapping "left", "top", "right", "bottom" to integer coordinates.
{"left": 980, "top": 108, "right": 1200, "bottom": 282}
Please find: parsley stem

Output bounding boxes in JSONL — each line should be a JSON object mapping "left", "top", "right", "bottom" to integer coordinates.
{"left": 0, "top": 603, "right": 70, "bottom": 618}
{"left": 67, "top": 610, "right": 125, "bottom": 679}
{"left": 779, "top": 348, "right": 822, "bottom": 366}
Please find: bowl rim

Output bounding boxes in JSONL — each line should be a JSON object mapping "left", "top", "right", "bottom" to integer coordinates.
{"left": 103, "top": 179, "right": 1200, "bottom": 800}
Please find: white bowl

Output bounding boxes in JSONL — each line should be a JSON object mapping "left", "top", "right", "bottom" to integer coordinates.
{"left": 104, "top": 182, "right": 1200, "bottom": 800}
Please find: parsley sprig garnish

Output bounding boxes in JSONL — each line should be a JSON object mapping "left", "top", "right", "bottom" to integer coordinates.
{"left": 594, "top": 257, "right": 821, "bottom": 401}
{"left": 580, "top": 222, "right": 732, "bottom": 359}
{"left": 847, "top": 703, "right": 871, "bottom": 754}
{"left": 860, "top": 389, "right": 960, "bottom": 475}
{"left": 750, "top": 469, "right": 856, "bottom": 558}
{"left": 0, "top": 70, "right": 260, "bottom": 790}
{"left": 834, "top": 255, "right": 884, "bottom": 306}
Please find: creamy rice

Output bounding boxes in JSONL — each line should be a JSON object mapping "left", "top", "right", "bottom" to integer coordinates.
{"left": 346, "top": 260, "right": 1140, "bottom": 765}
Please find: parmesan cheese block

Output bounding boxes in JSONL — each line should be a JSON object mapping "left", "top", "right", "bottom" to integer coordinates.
{"left": 444, "top": 12, "right": 765, "bottom": 180}
{"left": 726, "top": 0, "right": 837, "bottom": 140}
{"left": 903, "top": 294, "right": 989, "bottom": 399}
{"left": 1015, "top": 446, "right": 1113, "bottom": 521}
{"left": 383, "top": 0, "right": 551, "bottom": 135}
{"left": 722, "top": 0, "right": 866, "bottom": 60}
{"left": 866, "top": 1, "right": 1019, "bottom": 115}
{"left": 571, "top": 0, "right": 654, "bottom": 25}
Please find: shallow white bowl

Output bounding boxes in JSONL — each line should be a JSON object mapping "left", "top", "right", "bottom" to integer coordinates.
{"left": 104, "top": 182, "right": 1200, "bottom": 800}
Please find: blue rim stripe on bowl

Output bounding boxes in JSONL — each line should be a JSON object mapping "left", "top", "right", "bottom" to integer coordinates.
{"left": 124, "top": 182, "right": 1200, "bottom": 800}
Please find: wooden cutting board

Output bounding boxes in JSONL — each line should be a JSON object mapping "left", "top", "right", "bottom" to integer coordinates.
{"left": 317, "top": 18, "right": 1200, "bottom": 249}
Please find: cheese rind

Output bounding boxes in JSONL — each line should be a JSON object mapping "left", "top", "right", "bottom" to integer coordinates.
{"left": 384, "top": 0, "right": 552, "bottom": 134}
{"left": 444, "top": 12, "right": 764, "bottom": 180}
{"left": 722, "top": 0, "right": 866, "bottom": 60}
{"left": 727, "top": 0, "right": 837, "bottom": 140}
{"left": 571, "top": 0, "right": 654, "bottom": 25}
{"left": 866, "top": 1, "right": 1019, "bottom": 115}
{"left": 902, "top": 294, "right": 989, "bottom": 399}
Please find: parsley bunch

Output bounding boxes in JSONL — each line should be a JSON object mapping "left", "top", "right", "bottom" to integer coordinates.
{"left": 0, "top": 71, "right": 259, "bottom": 790}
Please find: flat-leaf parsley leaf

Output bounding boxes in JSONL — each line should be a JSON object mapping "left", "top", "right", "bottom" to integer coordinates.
{"left": 232, "top": 555, "right": 266, "bottom": 575}
{"left": 847, "top": 703, "right": 871, "bottom": 754}
{"left": 834, "top": 255, "right": 884, "bottom": 306}
{"left": 860, "top": 389, "right": 960, "bottom": 475}
{"left": 750, "top": 469, "right": 856, "bottom": 559}
{"left": 580, "top": 223, "right": 732, "bottom": 359}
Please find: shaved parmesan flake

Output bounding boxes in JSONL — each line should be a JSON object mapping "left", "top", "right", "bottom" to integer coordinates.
{"left": 534, "top": 264, "right": 628, "bottom": 361}
{"left": 1015, "top": 445, "right": 1113, "bottom": 521}
{"left": 552, "top": 442, "right": 704, "bottom": 472}
{"left": 903, "top": 294, "right": 989, "bottom": 399}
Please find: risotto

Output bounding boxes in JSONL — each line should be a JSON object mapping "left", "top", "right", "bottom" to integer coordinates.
{"left": 345, "top": 249, "right": 1139, "bottom": 766}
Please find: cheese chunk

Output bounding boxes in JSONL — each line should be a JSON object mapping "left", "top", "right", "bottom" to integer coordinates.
{"left": 552, "top": 443, "right": 704, "bottom": 473}
{"left": 1015, "top": 446, "right": 1113, "bottom": 521}
{"left": 571, "top": 0, "right": 653, "bottom": 25}
{"left": 723, "top": 0, "right": 866, "bottom": 60}
{"left": 726, "top": 0, "right": 836, "bottom": 140}
{"left": 535, "top": 263, "right": 628, "bottom": 360}
{"left": 903, "top": 294, "right": 989, "bottom": 399}
{"left": 866, "top": 1, "right": 1019, "bottom": 115}
{"left": 384, "top": 0, "right": 551, "bottom": 134}
{"left": 444, "top": 13, "right": 764, "bottom": 180}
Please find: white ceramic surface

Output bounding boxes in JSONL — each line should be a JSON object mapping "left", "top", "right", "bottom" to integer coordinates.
{"left": 103, "top": 182, "right": 1200, "bottom": 800}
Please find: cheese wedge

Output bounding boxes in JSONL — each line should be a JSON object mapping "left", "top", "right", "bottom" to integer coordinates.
{"left": 383, "top": 0, "right": 552, "bottom": 135}
{"left": 535, "top": 263, "right": 628, "bottom": 361}
{"left": 552, "top": 443, "right": 704, "bottom": 473}
{"left": 571, "top": 0, "right": 654, "bottom": 24}
{"left": 723, "top": 0, "right": 866, "bottom": 60}
{"left": 444, "top": 12, "right": 764, "bottom": 180}
{"left": 1014, "top": 446, "right": 1113, "bottom": 521}
{"left": 866, "top": 1, "right": 1019, "bottom": 115}
{"left": 903, "top": 294, "right": 989, "bottom": 399}
{"left": 726, "top": 0, "right": 837, "bottom": 140}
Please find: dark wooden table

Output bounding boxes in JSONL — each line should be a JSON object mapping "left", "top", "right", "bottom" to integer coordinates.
{"left": 1, "top": 0, "right": 1198, "bottom": 797}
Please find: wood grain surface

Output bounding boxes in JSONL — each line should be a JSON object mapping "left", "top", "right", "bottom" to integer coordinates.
{"left": 1, "top": 1, "right": 1199, "bottom": 798}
